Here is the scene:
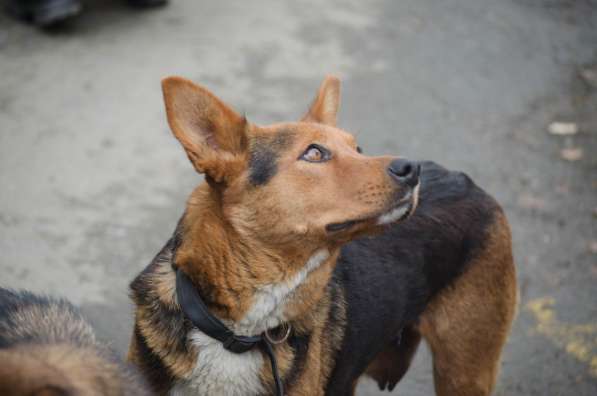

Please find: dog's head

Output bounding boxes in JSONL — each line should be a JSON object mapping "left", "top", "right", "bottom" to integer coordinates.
{"left": 163, "top": 76, "right": 419, "bottom": 249}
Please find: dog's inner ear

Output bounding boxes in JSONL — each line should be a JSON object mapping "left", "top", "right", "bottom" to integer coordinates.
{"left": 162, "top": 77, "right": 248, "bottom": 181}
{"left": 301, "top": 75, "right": 341, "bottom": 126}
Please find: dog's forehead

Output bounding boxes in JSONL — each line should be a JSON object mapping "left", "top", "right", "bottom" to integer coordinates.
{"left": 325, "top": 127, "right": 357, "bottom": 147}
{"left": 257, "top": 122, "right": 356, "bottom": 147}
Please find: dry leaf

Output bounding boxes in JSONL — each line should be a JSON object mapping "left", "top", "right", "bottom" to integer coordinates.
{"left": 560, "top": 147, "right": 583, "bottom": 161}
{"left": 548, "top": 122, "right": 578, "bottom": 136}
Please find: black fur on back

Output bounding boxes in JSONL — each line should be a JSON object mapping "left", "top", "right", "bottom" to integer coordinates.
{"left": 325, "top": 161, "right": 500, "bottom": 393}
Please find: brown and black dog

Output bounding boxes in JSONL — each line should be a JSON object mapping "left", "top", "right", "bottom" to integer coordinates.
{"left": 128, "top": 76, "right": 517, "bottom": 395}
{"left": 0, "top": 288, "right": 151, "bottom": 396}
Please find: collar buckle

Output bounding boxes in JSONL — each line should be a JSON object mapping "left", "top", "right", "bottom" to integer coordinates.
{"left": 265, "top": 323, "right": 292, "bottom": 345}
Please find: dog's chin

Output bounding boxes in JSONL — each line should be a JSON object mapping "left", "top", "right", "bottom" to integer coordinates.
{"left": 325, "top": 183, "right": 420, "bottom": 234}
{"left": 376, "top": 197, "right": 415, "bottom": 225}
{"left": 375, "top": 182, "right": 421, "bottom": 225}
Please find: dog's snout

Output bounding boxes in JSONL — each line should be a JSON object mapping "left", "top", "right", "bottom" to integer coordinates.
{"left": 387, "top": 159, "right": 420, "bottom": 187}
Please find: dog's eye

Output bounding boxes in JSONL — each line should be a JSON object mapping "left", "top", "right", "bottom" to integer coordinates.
{"left": 300, "top": 144, "right": 330, "bottom": 163}
{"left": 356, "top": 146, "right": 363, "bottom": 154}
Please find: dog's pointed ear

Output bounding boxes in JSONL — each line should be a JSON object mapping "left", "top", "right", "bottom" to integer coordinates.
{"left": 301, "top": 75, "right": 340, "bottom": 126}
{"left": 162, "top": 77, "right": 248, "bottom": 182}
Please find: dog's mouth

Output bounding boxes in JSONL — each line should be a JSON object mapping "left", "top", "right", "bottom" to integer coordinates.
{"left": 325, "top": 183, "right": 420, "bottom": 233}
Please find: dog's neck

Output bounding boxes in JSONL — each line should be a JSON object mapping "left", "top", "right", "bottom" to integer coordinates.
{"left": 173, "top": 184, "right": 338, "bottom": 336}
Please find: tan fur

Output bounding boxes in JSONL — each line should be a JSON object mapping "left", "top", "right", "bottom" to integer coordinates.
{"left": 128, "top": 76, "right": 514, "bottom": 396}
{"left": 135, "top": 307, "right": 198, "bottom": 378}
{"left": 158, "top": 75, "right": 411, "bottom": 327}
{"left": 258, "top": 285, "right": 347, "bottom": 396}
{"left": 363, "top": 211, "right": 517, "bottom": 396}
{"left": 1, "top": 303, "right": 95, "bottom": 347}
{"left": 128, "top": 246, "right": 346, "bottom": 395}
{"left": 417, "top": 211, "right": 517, "bottom": 395}
{"left": 0, "top": 344, "right": 129, "bottom": 396}
{"left": 129, "top": 75, "right": 409, "bottom": 394}
{"left": 0, "top": 290, "right": 151, "bottom": 396}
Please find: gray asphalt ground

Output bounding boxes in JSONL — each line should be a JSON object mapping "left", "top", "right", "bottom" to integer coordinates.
{"left": 1, "top": 0, "right": 596, "bottom": 394}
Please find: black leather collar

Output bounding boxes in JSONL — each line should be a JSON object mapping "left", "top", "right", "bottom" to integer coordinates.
{"left": 175, "top": 267, "right": 284, "bottom": 396}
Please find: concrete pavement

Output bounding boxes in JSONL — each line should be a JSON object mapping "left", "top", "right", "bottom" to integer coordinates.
{"left": 1, "top": 0, "right": 596, "bottom": 394}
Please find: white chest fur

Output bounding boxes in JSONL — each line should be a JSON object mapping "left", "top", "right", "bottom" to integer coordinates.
{"left": 170, "top": 330, "right": 265, "bottom": 396}
{"left": 170, "top": 248, "right": 330, "bottom": 396}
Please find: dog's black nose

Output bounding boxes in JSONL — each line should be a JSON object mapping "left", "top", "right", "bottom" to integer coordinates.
{"left": 387, "top": 159, "right": 420, "bottom": 187}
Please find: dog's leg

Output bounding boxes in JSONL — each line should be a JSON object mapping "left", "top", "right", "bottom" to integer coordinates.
{"left": 418, "top": 212, "right": 517, "bottom": 396}
{"left": 364, "top": 325, "right": 421, "bottom": 391}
